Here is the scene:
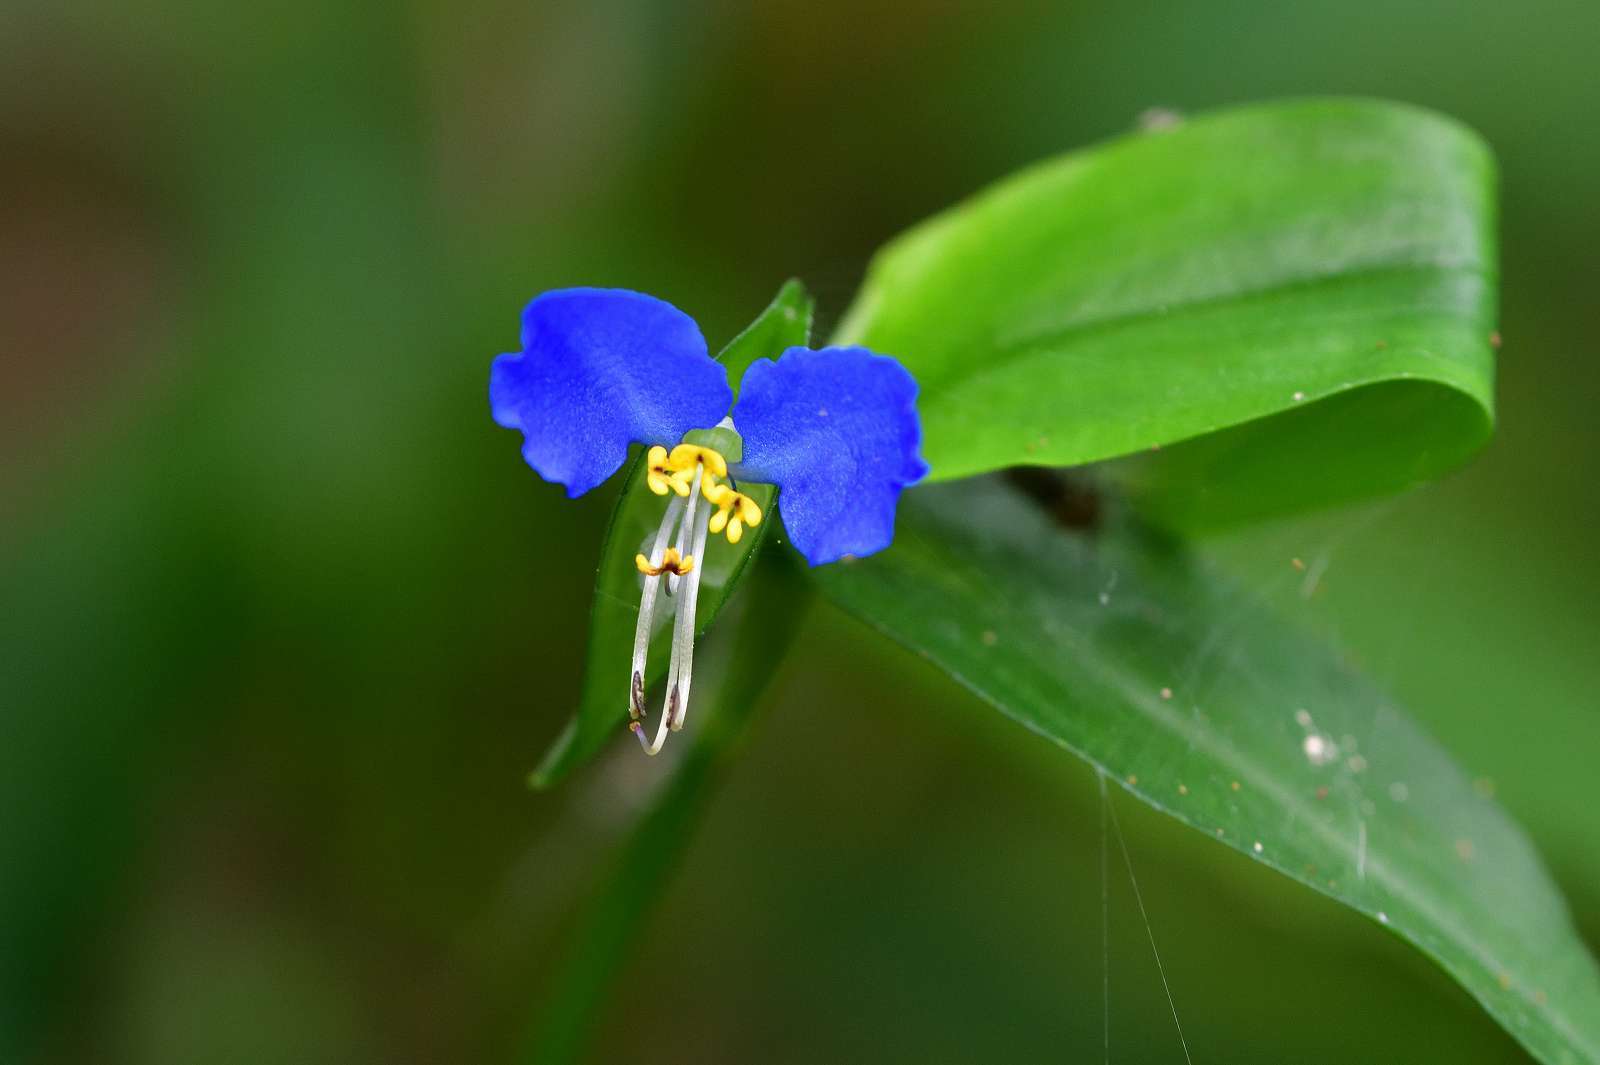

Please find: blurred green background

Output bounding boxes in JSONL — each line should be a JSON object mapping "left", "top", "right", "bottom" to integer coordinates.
{"left": 3, "top": 1, "right": 1597, "bottom": 1062}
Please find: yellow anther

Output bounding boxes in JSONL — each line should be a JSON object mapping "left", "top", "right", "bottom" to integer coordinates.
{"left": 704, "top": 482, "right": 763, "bottom": 545}
{"left": 667, "top": 443, "right": 728, "bottom": 480}
{"left": 644, "top": 445, "right": 693, "bottom": 497}
{"left": 635, "top": 547, "right": 694, "bottom": 577}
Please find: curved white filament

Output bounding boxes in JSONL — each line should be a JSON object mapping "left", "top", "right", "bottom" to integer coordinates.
{"left": 628, "top": 493, "right": 687, "bottom": 721}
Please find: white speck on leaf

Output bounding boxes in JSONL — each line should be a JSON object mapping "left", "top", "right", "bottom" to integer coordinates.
{"left": 1299, "top": 554, "right": 1330, "bottom": 598}
{"left": 1138, "top": 107, "right": 1184, "bottom": 132}
{"left": 1302, "top": 733, "right": 1339, "bottom": 766}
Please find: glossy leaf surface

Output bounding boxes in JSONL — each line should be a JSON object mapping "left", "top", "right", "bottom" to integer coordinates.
{"left": 835, "top": 99, "right": 1497, "bottom": 529}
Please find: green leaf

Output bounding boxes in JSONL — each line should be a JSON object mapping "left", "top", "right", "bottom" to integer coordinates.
{"left": 718, "top": 278, "right": 815, "bottom": 390}
{"left": 531, "top": 281, "right": 814, "bottom": 787}
{"left": 811, "top": 477, "right": 1600, "bottom": 1065}
{"left": 834, "top": 99, "right": 1497, "bottom": 530}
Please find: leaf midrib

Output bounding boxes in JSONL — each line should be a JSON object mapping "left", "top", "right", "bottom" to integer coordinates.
{"left": 907, "top": 257, "right": 1493, "bottom": 402}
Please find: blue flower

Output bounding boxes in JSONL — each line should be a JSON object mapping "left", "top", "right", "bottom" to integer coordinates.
{"left": 490, "top": 287, "right": 927, "bottom": 754}
{"left": 490, "top": 289, "right": 732, "bottom": 498}
{"left": 734, "top": 346, "right": 928, "bottom": 564}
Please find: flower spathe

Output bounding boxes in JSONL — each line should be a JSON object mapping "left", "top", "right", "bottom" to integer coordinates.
{"left": 490, "top": 287, "right": 926, "bottom": 754}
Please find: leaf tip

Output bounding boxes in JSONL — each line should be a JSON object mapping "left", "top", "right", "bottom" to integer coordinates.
{"left": 528, "top": 717, "right": 580, "bottom": 791}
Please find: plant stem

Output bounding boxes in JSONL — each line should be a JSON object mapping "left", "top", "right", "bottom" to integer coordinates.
{"left": 520, "top": 552, "right": 813, "bottom": 1065}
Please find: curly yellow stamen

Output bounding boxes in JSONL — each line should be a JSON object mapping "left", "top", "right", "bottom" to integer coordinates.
{"left": 644, "top": 445, "right": 694, "bottom": 497}
{"left": 704, "top": 483, "right": 763, "bottom": 545}
{"left": 667, "top": 444, "right": 728, "bottom": 480}
{"left": 635, "top": 546, "right": 694, "bottom": 577}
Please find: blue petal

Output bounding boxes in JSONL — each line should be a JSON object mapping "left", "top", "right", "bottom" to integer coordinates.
{"left": 490, "top": 288, "right": 733, "bottom": 497}
{"left": 732, "top": 346, "right": 928, "bottom": 565}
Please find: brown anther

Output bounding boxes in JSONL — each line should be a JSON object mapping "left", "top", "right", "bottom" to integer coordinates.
{"left": 634, "top": 547, "right": 694, "bottom": 577}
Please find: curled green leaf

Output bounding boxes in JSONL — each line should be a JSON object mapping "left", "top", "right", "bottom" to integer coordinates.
{"left": 835, "top": 99, "right": 1497, "bottom": 530}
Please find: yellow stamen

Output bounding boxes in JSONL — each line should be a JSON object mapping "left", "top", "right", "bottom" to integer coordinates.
{"left": 667, "top": 444, "right": 728, "bottom": 480}
{"left": 704, "top": 482, "right": 763, "bottom": 545}
{"left": 644, "top": 445, "right": 693, "bottom": 497}
{"left": 635, "top": 547, "right": 694, "bottom": 577}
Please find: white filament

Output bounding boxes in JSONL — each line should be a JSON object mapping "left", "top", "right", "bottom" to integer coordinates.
{"left": 629, "top": 493, "right": 687, "bottom": 720}
{"left": 635, "top": 461, "right": 711, "bottom": 756}
{"left": 667, "top": 464, "right": 704, "bottom": 598}
{"left": 665, "top": 480, "right": 713, "bottom": 732}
